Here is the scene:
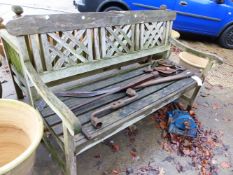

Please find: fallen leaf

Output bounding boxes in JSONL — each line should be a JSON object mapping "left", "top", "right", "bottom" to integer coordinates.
{"left": 159, "top": 121, "right": 167, "bottom": 129}
{"left": 111, "top": 144, "right": 120, "bottom": 152}
{"left": 112, "top": 169, "right": 120, "bottom": 174}
{"left": 130, "top": 148, "right": 137, "bottom": 159}
{"left": 212, "top": 103, "right": 221, "bottom": 110}
{"left": 182, "top": 148, "right": 191, "bottom": 156}
{"left": 161, "top": 142, "right": 171, "bottom": 152}
{"left": 220, "top": 161, "right": 231, "bottom": 169}
{"left": 189, "top": 110, "right": 195, "bottom": 116}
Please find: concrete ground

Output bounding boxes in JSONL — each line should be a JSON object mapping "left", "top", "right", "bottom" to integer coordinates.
{"left": 0, "top": 1, "right": 233, "bottom": 175}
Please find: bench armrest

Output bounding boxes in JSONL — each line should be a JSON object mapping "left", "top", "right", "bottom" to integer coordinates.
{"left": 24, "top": 61, "right": 81, "bottom": 136}
{"left": 170, "top": 37, "right": 223, "bottom": 64}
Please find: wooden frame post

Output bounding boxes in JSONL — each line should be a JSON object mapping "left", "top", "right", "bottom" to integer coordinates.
{"left": 63, "top": 124, "right": 77, "bottom": 175}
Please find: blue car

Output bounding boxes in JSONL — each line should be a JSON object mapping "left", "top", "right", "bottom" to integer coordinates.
{"left": 74, "top": 0, "right": 233, "bottom": 49}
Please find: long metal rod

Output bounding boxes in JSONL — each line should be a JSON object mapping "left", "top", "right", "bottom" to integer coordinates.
{"left": 69, "top": 71, "right": 159, "bottom": 112}
{"left": 135, "top": 70, "right": 193, "bottom": 89}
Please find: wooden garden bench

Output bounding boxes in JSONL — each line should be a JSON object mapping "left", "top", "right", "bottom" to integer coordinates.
{"left": 0, "top": 9, "right": 222, "bottom": 175}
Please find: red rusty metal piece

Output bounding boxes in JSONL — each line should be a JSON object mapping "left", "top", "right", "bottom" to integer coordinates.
{"left": 154, "top": 66, "right": 177, "bottom": 75}
{"left": 90, "top": 88, "right": 138, "bottom": 129}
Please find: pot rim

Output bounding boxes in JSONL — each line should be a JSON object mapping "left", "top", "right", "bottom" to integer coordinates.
{"left": 0, "top": 99, "right": 44, "bottom": 174}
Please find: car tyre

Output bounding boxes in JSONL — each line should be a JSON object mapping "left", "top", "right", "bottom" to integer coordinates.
{"left": 103, "top": 6, "right": 124, "bottom": 12}
{"left": 219, "top": 25, "right": 233, "bottom": 49}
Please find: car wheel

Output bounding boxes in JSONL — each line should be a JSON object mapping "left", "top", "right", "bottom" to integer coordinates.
{"left": 103, "top": 6, "right": 124, "bottom": 12}
{"left": 219, "top": 25, "right": 233, "bottom": 49}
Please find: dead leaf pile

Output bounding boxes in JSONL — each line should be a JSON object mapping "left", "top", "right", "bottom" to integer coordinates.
{"left": 151, "top": 103, "right": 230, "bottom": 174}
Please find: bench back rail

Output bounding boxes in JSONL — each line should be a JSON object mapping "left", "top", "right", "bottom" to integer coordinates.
{"left": 6, "top": 10, "right": 175, "bottom": 84}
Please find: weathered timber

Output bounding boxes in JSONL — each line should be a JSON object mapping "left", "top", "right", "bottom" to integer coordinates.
{"left": 6, "top": 10, "right": 176, "bottom": 36}
{"left": 1, "top": 9, "right": 222, "bottom": 175}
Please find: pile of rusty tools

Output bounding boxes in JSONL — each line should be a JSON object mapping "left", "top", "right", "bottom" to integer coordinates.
{"left": 55, "top": 61, "right": 195, "bottom": 139}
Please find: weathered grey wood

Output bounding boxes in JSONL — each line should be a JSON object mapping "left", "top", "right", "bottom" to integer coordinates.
{"left": 17, "top": 36, "right": 35, "bottom": 105}
{"left": 41, "top": 34, "right": 52, "bottom": 71}
{"left": 86, "top": 29, "right": 93, "bottom": 61}
{"left": 170, "top": 37, "right": 223, "bottom": 64}
{"left": 63, "top": 125, "right": 77, "bottom": 175}
{"left": 2, "top": 10, "right": 221, "bottom": 175}
{"left": 47, "top": 33, "right": 88, "bottom": 63}
{"left": 41, "top": 78, "right": 195, "bottom": 145}
{"left": 42, "top": 133, "right": 65, "bottom": 170}
{"left": 30, "top": 34, "right": 43, "bottom": 72}
{"left": 40, "top": 64, "right": 148, "bottom": 117}
{"left": 43, "top": 117, "right": 64, "bottom": 150}
{"left": 135, "top": 24, "right": 140, "bottom": 50}
{"left": 165, "top": 21, "right": 172, "bottom": 45}
{"left": 0, "top": 29, "right": 19, "bottom": 52}
{"left": 100, "top": 27, "right": 106, "bottom": 58}
{"left": 24, "top": 61, "right": 81, "bottom": 135}
{"left": 6, "top": 10, "right": 176, "bottom": 36}
{"left": 39, "top": 45, "right": 169, "bottom": 83}
{"left": 74, "top": 78, "right": 196, "bottom": 154}
{"left": 93, "top": 28, "right": 100, "bottom": 59}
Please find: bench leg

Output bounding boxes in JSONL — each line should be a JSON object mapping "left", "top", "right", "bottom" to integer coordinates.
{"left": 181, "top": 86, "right": 201, "bottom": 110}
{"left": 8, "top": 65, "right": 24, "bottom": 99}
{"left": 63, "top": 125, "right": 77, "bottom": 175}
{"left": 187, "top": 86, "right": 201, "bottom": 110}
{"left": 14, "top": 80, "right": 24, "bottom": 99}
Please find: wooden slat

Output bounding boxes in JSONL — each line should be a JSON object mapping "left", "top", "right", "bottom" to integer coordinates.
{"left": 30, "top": 34, "right": 43, "bottom": 72}
{"left": 40, "top": 65, "right": 148, "bottom": 118}
{"left": 43, "top": 78, "right": 196, "bottom": 146}
{"left": 47, "top": 33, "right": 88, "bottom": 63}
{"left": 24, "top": 62, "right": 82, "bottom": 135}
{"left": 86, "top": 29, "right": 93, "bottom": 61}
{"left": 93, "top": 28, "right": 100, "bottom": 59}
{"left": 6, "top": 10, "right": 176, "bottom": 36}
{"left": 39, "top": 45, "right": 169, "bottom": 83}
{"left": 100, "top": 27, "right": 106, "bottom": 58}
{"left": 74, "top": 78, "right": 196, "bottom": 154}
{"left": 41, "top": 34, "right": 52, "bottom": 71}
{"left": 170, "top": 38, "right": 223, "bottom": 64}
{"left": 135, "top": 24, "right": 140, "bottom": 50}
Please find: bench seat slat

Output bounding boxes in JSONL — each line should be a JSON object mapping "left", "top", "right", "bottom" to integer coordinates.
{"left": 38, "top": 70, "right": 196, "bottom": 153}
{"left": 74, "top": 78, "right": 196, "bottom": 154}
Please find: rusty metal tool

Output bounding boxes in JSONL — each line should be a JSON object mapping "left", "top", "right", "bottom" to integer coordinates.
{"left": 144, "top": 64, "right": 185, "bottom": 76}
{"left": 55, "top": 87, "right": 120, "bottom": 98}
{"left": 69, "top": 71, "right": 159, "bottom": 111}
{"left": 135, "top": 70, "right": 194, "bottom": 89}
{"left": 82, "top": 70, "right": 194, "bottom": 139}
{"left": 90, "top": 88, "right": 138, "bottom": 129}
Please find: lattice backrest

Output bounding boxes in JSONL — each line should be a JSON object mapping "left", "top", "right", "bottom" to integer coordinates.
{"left": 40, "top": 30, "right": 93, "bottom": 71}
{"left": 140, "top": 21, "right": 167, "bottom": 49}
{"left": 6, "top": 10, "right": 176, "bottom": 74}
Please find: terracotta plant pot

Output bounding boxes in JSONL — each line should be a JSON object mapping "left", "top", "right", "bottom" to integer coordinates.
{"left": 0, "top": 99, "right": 43, "bottom": 175}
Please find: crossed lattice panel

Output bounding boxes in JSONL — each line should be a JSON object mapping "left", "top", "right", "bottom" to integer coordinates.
{"left": 41, "top": 29, "right": 93, "bottom": 71}
{"left": 140, "top": 22, "right": 166, "bottom": 49}
{"left": 101, "top": 25, "right": 135, "bottom": 58}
